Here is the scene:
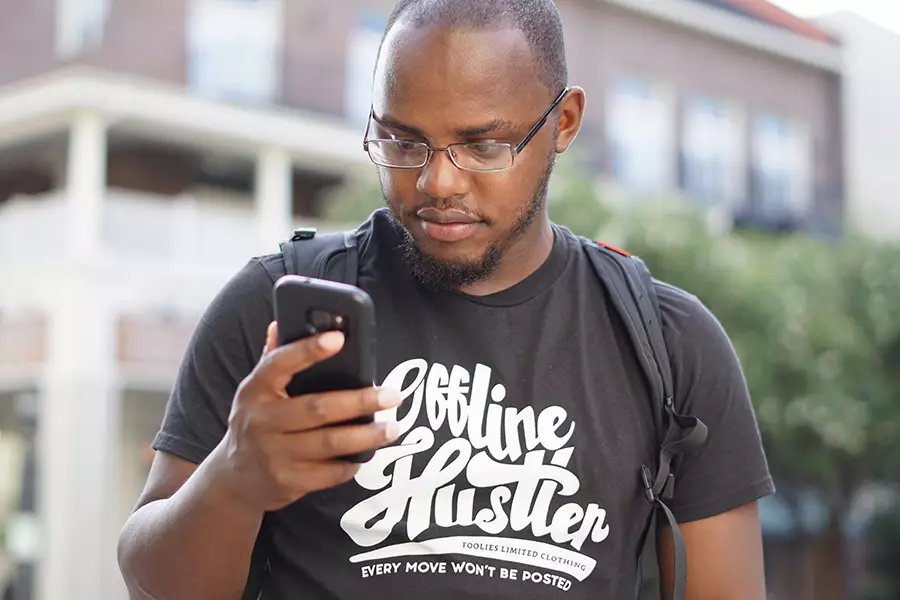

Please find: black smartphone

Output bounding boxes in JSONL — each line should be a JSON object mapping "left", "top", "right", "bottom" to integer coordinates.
{"left": 273, "top": 275, "right": 377, "bottom": 463}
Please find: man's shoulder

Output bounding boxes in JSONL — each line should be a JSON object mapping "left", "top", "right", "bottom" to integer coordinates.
{"left": 652, "top": 279, "right": 704, "bottom": 338}
{"left": 561, "top": 227, "right": 710, "bottom": 346}
{"left": 251, "top": 252, "right": 288, "bottom": 283}
{"left": 648, "top": 277, "right": 738, "bottom": 370}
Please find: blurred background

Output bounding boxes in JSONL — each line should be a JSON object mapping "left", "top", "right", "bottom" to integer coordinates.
{"left": 0, "top": 0, "right": 897, "bottom": 599}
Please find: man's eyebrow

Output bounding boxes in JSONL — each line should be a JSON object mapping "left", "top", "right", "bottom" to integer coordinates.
{"left": 455, "top": 119, "right": 516, "bottom": 137}
{"left": 372, "top": 114, "right": 425, "bottom": 137}
{"left": 373, "top": 114, "right": 517, "bottom": 139}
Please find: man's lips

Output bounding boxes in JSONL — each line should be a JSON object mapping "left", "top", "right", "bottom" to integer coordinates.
{"left": 416, "top": 208, "right": 480, "bottom": 225}
{"left": 414, "top": 208, "right": 482, "bottom": 242}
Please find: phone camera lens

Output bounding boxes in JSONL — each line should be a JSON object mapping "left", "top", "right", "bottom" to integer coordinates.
{"left": 308, "top": 310, "right": 348, "bottom": 333}
{"left": 309, "top": 310, "right": 333, "bottom": 332}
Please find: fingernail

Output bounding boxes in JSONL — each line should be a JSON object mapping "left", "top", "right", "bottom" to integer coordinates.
{"left": 318, "top": 331, "right": 344, "bottom": 351}
{"left": 377, "top": 389, "right": 403, "bottom": 409}
{"left": 383, "top": 421, "right": 400, "bottom": 442}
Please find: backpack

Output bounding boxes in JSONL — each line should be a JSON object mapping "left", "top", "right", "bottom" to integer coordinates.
{"left": 244, "top": 212, "right": 708, "bottom": 600}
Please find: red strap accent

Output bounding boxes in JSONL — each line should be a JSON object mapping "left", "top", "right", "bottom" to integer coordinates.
{"left": 596, "top": 241, "right": 631, "bottom": 257}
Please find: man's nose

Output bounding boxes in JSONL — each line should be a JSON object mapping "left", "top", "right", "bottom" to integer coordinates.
{"left": 416, "top": 149, "right": 470, "bottom": 200}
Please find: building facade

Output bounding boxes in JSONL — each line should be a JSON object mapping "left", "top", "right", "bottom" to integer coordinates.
{"left": 0, "top": 1, "right": 843, "bottom": 599}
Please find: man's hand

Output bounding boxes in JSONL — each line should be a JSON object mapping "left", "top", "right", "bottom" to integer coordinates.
{"left": 214, "top": 322, "right": 402, "bottom": 513}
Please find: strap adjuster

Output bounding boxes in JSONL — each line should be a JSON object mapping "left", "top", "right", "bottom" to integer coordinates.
{"left": 641, "top": 465, "right": 657, "bottom": 504}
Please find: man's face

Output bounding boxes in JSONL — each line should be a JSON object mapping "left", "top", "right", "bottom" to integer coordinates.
{"left": 370, "top": 24, "right": 564, "bottom": 290}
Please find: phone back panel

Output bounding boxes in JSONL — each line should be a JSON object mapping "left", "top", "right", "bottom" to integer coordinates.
{"left": 273, "top": 275, "right": 376, "bottom": 403}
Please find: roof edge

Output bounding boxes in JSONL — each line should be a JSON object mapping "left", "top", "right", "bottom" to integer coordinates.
{"left": 602, "top": 0, "right": 842, "bottom": 72}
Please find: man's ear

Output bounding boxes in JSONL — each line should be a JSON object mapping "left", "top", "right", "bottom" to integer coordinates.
{"left": 556, "top": 86, "right": 586, "bottom": 154}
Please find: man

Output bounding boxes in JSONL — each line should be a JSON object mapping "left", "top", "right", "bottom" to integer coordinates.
{"left": 118, "top": 1, "right": 775, "bottom": 598}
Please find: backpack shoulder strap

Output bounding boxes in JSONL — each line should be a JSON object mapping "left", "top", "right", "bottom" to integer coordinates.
{"left": 279, "top": 227, "right": 360, "bottom": 285}
{"left": 581, "top": 238, "right": 708, "bottom": 600}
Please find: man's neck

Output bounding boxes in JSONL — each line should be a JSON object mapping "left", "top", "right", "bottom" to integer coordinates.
{"left": 458, "top": 218, "right": 555, "bottom": 297}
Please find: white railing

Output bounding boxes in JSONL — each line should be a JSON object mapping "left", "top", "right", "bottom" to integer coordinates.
{"left": 0, "top": 192, "right": 66, "bottom": 264}
{"left": 103, "top": 189, "right": 261, "bottom": 268}
{"left": 0, "top": 188, "right": 357, "bottom": 273}
{"left": 0, "top": 189, "right": 262, "bottom": 270}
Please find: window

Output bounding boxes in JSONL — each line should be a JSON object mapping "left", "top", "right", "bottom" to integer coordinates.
{"left": 187, "top": 0, "right": 284, "bottom": 105}
{"left": 345, "top": 13, "right": 387, "bottom": 127}
{"left": 56, "top": 0, "right": 110, "bottom": 58}
{"left": 681, "top": 96, "right": 745, "bottom": 207}
{"left": 605, "top": 75, "right": 676, "bottom": 196}
{"left": 751, "top": 113, "right": 811, "bottom": 219}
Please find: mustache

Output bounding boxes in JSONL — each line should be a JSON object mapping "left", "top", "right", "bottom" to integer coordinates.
{"left": 405, "top": 198, "right": 491, "bottom": 225}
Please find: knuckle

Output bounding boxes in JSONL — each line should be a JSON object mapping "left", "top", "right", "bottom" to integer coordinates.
{"left": 234, "top": 378, "right": 257, "bottom": 408}
{"left": 305, "top": 394, "right": 329, "bottom": 423}
{"left": 228, "top": 404, "right": 252, "bottom": 434}
{"left": 320, "top": 429, "right": 341, "bottom": 455}
{"left": 258, "top": 352, "right": 278, "bottom": 375}
{"left": 242, "top": 409, "right": 267, "bottom": 437}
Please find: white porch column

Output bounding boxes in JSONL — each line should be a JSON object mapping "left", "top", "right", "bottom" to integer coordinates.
{"left": 37, "top": 276, "right": 120, "bottom": 600}
{"left": 255, "top": 146, "right": 293, "bottom": 253}
{"left": 66, "top": 110, "right": 108, "bottom": 260}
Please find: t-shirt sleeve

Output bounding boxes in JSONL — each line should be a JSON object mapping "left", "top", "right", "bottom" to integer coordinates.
{"left": 658, "top": 286, "right": 776, "bottom": 523}
{"left": 152, "top": 258, "right": 277, "bottom": 465}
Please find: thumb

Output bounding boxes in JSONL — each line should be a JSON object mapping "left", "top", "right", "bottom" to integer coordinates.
{"left": 261, "top": 321, "right": 278, "bottom": 357}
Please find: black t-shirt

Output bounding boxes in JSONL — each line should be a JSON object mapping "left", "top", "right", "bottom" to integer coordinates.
{"left": 153, "top": 209, "right": 775, "bottom": 599}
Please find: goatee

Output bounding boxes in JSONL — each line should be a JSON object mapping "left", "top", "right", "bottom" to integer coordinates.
{"left": 386, "top": 154, "right": 556, "bottom": 292}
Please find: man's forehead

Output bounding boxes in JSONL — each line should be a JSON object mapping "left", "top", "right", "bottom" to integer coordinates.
{"left": 373, "top": 23, "right": 548, "bottom": 118}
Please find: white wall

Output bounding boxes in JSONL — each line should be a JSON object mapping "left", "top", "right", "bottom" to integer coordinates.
{"left": 818, "top": 12, "right": 900, "bottom": 241}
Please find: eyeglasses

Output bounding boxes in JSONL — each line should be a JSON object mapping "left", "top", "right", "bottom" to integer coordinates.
{"left": 362, "top": 87, "right": 570, "bottom": 173}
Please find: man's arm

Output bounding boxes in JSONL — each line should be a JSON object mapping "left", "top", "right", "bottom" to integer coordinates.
{"left": 651, "top": 285, "right": 776, "bottom": 600}
{"left": 117, "top": 449, "right": 264, "bottom": 600}
{"left": 657, "top": 501, "right": 767, "bottom": 600}
{"left": 117, "top": 325, "right": 402, "bottom": 600}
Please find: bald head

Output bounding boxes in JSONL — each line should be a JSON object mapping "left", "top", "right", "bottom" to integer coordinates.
{"left": 378, "top": 0, "right": 568, "bottom": 97}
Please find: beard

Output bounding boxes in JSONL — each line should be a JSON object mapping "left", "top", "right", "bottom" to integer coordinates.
{"left": 384, "top": 152, "right": 557, "bottom": 292}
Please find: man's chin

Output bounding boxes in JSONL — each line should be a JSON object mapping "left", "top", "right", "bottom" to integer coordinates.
{"left": 398, "top": 230, "right": 502, "bottom": 291}
{"left": 410, "top": 235, "right": 485, "bottom": 264}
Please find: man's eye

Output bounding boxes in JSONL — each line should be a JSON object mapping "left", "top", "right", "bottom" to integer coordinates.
{"left": 466, "top": 143, "right": 507, "bottom": 158}
{"left": 396, "top": 141, "right": 420, "bottom": 151}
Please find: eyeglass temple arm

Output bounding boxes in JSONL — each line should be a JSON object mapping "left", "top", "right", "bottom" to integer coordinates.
{"left": 513, "top": 87, "right": 570, "bottom": 155}
{"left": 362, "top": 107, "right": 374, "bottom": 150}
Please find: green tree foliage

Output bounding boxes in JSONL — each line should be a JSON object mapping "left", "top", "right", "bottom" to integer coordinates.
{"left": 319, "top": 168, "right": 384, "bottom": 226}
{"left": 606, "top": 201, "right": 900, "bottom": 511}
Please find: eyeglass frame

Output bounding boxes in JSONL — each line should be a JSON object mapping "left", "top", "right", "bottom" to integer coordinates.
{"left": 362, "top": 86, "right": 571, "bottom": 173}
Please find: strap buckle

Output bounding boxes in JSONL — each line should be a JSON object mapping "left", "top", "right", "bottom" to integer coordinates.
{"left": 640, "top": 465, "right": 658, "bottom": 504}
{"left": 641, "top": 464, "right": 676, "bottom": 504}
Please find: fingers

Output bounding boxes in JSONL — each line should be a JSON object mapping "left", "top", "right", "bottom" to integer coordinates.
{"left": 268, "top": 387, "right": 403, "bottom": 432}
{"left": 254, "top": 329, "right": 346, "bottom": 392}
{"left": 282, "top": 421, "right": 401, "bottom": 462}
